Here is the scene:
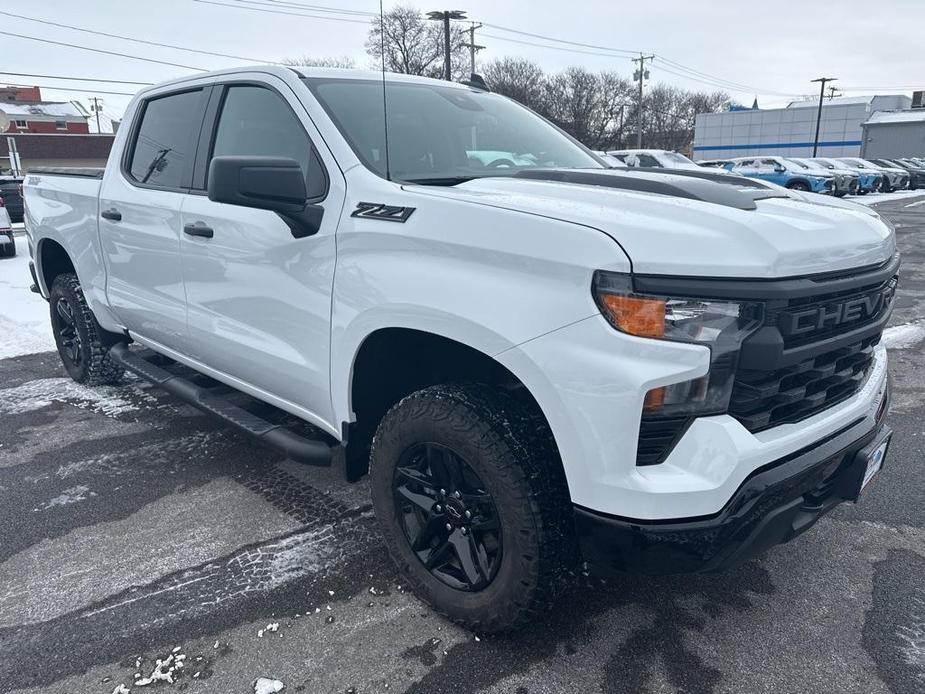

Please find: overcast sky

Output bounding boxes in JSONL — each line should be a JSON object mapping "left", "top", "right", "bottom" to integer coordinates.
{"left": 2, "top": 0, "right": 923, "bottom": 127}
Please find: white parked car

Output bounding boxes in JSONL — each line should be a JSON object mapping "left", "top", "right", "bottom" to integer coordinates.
{"left": 608, "top": 149, "right": 704, "bottom": 171}
{"left": 25, "top": 66, "right": 896, "bottom": 631}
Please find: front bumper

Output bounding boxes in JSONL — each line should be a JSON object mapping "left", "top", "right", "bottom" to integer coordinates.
{"left": 575, "top": 402, "right": 891, "bottom": 574}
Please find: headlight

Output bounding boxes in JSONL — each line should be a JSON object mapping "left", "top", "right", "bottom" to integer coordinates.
{"left": 593, "top": 271, "right": 763, "bottom": 415}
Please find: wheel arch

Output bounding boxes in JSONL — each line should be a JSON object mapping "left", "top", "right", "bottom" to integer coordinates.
{"left": 342, "top": 325, "right": 566, "bottom": 487}
{"left": 35, "top": 237, "right": 75, "bottom": 295}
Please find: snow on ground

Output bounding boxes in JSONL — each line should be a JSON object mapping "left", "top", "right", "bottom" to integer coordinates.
{"left": 0, "top": 235, "right": 56, "bottom": 358}
{"left": 882, "top": 321, "right": 925, "bottom": 350}
{"left": 848, "top": 190, "right": 925, "bottom": 207}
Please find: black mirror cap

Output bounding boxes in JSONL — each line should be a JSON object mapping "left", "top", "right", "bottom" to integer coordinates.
{"left": 208, "top": 156, "right": 308, "bottom": 214}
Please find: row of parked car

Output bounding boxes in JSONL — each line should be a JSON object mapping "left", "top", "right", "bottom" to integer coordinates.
{"left": 0, "top": 176, "right": 23, "bottom": 257}
{"left": 603, "top": 148, "right": 925, "bottom": 197}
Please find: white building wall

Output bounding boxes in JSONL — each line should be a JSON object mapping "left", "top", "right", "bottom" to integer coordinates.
{"left": 692, "top": 95, "right": 913, "bottom": 161}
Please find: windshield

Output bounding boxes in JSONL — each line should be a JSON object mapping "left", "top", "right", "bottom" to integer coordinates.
{"left": 660, "top": 151, "right": 696, "bottom": 165}
{"left": 786, "top": 158, "right": 811, "bottom": 169}
{"left": 304, "top": 77, "right": 602, "bottom": 182}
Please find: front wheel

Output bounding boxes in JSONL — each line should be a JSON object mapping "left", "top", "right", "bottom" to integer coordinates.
{"left": 369, "top": 384, "right": 575, "bottom": 632}
{"left": 786, "top": 181, "right": 810, "bottom": 192}
{"left": 49, "top": 273, "right": 124, "bottom": 385}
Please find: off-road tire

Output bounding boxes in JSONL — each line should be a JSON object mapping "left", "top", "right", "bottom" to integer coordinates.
{"left": 49, "top": 273, "right": 124, "bottom": 385}
{"left": 369, "top": 383, "right": 576, "bottom": 632}
{"left": 0, "top": 240, "right": 15, "bottom": 257}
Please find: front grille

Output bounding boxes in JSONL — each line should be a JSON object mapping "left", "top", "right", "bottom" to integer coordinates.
{"left": 767, "top": 276, "right": 896, "bottom": 349}
{"left": 729, "top": 335, "right": 878, "bottom": 432}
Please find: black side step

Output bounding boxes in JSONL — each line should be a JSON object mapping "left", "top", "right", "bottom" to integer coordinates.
{"left": 110, "top": 343, "right": 332, "bottom": 466}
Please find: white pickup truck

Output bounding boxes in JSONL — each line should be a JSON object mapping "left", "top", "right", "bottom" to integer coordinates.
{"left": 24, "top": 66, "right": 896, "bottom": 631}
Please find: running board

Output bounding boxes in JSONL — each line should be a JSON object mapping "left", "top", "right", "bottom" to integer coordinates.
{"left": 110, "top": 343, "right": 332, "bottom": 466}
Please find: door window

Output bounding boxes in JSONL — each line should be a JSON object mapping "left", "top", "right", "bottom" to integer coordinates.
{"left": 127, "top": 89, "right": 206, "bottom": 189}
{"left": 211, "top": 85, "right": 326, "bottom": 200}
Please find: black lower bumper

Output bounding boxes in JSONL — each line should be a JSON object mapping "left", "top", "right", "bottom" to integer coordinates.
{"left": 575, "top": 413, "right": 891, "bottom": 575}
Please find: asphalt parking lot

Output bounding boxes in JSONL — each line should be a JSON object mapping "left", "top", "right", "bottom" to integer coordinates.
{"left": 1, "top": 196, "right": 925, "bottom": 694}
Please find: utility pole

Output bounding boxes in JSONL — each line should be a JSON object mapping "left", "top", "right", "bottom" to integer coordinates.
{"left": 632, "top": 54, "right": 654, "bottom": 148}
{"left": 462, "top": 21, "right": 484, "bottom": 75}
{"left": 427, "top": 10, "right": 467, "bottom": 81}
{"left": 88, "top": 96, "right": 103, "bottom": 134}
{"left": 826, "top": 84, "right": 840, "bottom": 100}
{"left": 811, "top": 77, "right": 837, "bottom": 156}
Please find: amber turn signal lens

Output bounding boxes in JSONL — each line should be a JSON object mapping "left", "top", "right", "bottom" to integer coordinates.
{"left": 643, "top": 387, "right": 666, "bottom": 412}
{"left": 599, "top": 295, "right": 666, "bottom": 338}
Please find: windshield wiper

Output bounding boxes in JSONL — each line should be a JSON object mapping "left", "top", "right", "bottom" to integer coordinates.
{"left": 403, "top": 175, "right": 481, "bottom": 186}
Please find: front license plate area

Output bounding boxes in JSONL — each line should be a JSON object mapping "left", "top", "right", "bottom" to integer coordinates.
{"left": 856, "top": 432, "right": 891, "bottom": 498}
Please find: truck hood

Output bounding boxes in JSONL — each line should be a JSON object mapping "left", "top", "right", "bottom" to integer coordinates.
{"left": 407, "top": 171, "right": 895, "bottom": 278}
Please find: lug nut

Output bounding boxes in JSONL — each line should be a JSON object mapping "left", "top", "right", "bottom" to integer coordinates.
{"left": 461, "top": 527, "right": 468, "bottom": 535}
{"left": 440, "top": 489, "right": 446, "bottom": 496}
{"left": 435, "top": 504, "right": 442, "bottom": 512}
{"left": 464, "top": 510, "right": 471, "bottom": 519}
{"left": 445, "top": 523, "right": 453, "bottom": 531}
{"left": 453, "top": 491, "right": 461, "bottom": 499}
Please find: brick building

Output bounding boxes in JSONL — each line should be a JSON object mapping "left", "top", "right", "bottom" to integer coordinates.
{"left": 0, "top": 85, "right": 90, "bottom": 135}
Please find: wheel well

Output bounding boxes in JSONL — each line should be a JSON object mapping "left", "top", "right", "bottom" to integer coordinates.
{"left": 346, "top": 328, "right": 558, "bottom": 481}
{"left": 38, "top": 239, "right": 75, "bottom": 290}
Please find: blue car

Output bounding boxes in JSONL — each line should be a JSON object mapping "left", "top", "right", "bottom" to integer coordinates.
{"left": 725, "top": 156, "right": 835, "bottom": 194}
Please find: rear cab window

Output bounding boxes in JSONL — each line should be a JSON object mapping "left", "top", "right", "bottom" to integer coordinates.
{"left": 125, "top": 88, "right": 209, "bottom": 190}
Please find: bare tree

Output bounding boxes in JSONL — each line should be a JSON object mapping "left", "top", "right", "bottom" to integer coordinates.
{"left": 281, "top": 56, "right": 356, "bottom": 69}
{"left": 481, "top": 57, "right": 546, "bottom": 112}
{"left": 365, "top": 5, "right": 468, "bottom": 79}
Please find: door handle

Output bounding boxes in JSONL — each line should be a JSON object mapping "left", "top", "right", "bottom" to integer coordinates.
{"left": 101, "top": 208, "right": 122, "bottom": 221}
{"left": 183, "top": 222, "right": 214, "bottom": 239}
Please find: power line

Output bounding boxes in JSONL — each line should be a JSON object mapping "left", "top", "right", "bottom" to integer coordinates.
{"left": 0, "top": 30, "right": 208, "bottom": 71}
{"left": 0, "top": 10, "right": 270, "bottom": 64}
{"left": 226, "top": 0, "right": 376, "bottom": 16}
{"left": 0, "top": 82, "right": 136, "bottom": 96}
{"left": 480, "top": 22, "right": 639, "bottom": 57}
{"left": 0, "top": 71, "right": 153, "bottom": 86}
{"left": 192, "top": 0, "right": 371, "bottom": 24}
{"left": 480, "top": 32, "right": 632, "bottom": 59}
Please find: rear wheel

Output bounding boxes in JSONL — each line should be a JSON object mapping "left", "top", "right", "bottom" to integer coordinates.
{"left": 49, "top": 273, "right": 124, "bottom": 385}
{"left": 369, "top": 384, "right": 575, "bottom": 632}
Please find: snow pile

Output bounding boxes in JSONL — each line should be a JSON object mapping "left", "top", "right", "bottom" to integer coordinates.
{"left": 897, "top": 595, "right": 925, "bottom": 687}
{"left": 0, "top": 240, "right": 57, "bottom": 358}
{"left": 850, "top": 190, "right": 925, "bottom": 207}
{"left": 134, "top": 646, "right": 187, "bottom": 686}
{"left": 254, "top": 677, "right": 285, "bottom": 694}
{"left": 882, "top": 322, "right": 925, "bottom": 350}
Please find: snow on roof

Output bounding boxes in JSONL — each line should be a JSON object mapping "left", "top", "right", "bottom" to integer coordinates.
{"left": 0, "top": 100, "right": 86, "bottom": 119}
{"left": 787, "top": 95, "right": 877, "bottom": 108}
{"left": 866, "top": 110, "right": 925, "bottom": 125}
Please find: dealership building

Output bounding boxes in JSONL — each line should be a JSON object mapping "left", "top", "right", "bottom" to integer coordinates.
{"left": 692, "top": 94, "right": 913, "bottom": 161}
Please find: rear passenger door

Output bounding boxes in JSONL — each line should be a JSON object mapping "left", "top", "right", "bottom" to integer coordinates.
{"left": 179, "top": 79, "right": 344, "bottom": 430}
{"left": 99, "top": 86, "right": 210, "bottom": 351}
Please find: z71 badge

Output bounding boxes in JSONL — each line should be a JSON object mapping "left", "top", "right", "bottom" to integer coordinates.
{"left": 351, "top": 202, "right": 415, "bottom": 223}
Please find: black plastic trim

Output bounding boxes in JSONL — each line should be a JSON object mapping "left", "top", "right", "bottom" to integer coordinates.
{"left": 110, "top": 344, "right": 332, "bottom": 466}
{"left": 27, "top": 167, "right": 104, "bottom": 179}
{"left": 632, "top": 253, "right": 901, "bottom": 301}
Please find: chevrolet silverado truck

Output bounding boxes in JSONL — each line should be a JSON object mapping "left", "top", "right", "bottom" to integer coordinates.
{"left": 24, "top": 67, "right": 896, "bottom": 631}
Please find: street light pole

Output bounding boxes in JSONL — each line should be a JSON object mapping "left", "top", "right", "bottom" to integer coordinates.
{"left": 427, "top": 10, "right": 467, "bottom": 81}
{"left": 811, "top": 77, "right": 837, "bottom": 157}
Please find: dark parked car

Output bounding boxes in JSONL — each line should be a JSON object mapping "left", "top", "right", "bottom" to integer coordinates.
{"left": 0, "top": 178, "right": 23, "bottom": 224}
{"left": 873, "top": 159, "right": 925, "bottom": 190}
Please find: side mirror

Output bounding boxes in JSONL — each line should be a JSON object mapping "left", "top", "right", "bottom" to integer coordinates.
{"left": 207, "top": 156, "right": 324, "bottom": 238}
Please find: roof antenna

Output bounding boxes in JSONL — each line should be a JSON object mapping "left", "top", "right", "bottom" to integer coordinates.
{"left": 379, "top": 0, "right": 392, "bottom": 181}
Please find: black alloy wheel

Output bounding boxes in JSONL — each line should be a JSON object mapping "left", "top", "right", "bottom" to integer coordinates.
{"left": 52, "top": 295, "right": 83, "bottom": 367}
{"left": 393, "top": 442, "right": 502, "bottom": 591}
